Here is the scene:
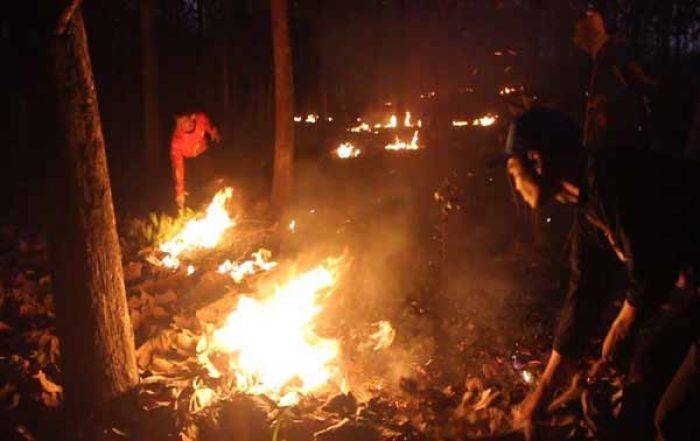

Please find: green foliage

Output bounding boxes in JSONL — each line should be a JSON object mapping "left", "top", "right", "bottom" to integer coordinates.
{"left": 124, "top": 209, "right": 196, "bottom": 250}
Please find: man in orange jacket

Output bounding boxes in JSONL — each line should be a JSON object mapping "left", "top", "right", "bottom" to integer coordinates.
{"left": 170, "top": 111, "right": 220, "bottom": 209}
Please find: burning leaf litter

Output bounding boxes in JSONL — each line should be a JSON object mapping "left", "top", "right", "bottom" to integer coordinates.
{"left": 217, "top": 249, "right": 278, "bottom": 283}
{"left": 158, "top": 187, "right": 236, "bottom": 269}
{"left": 335, "top": 142, "right": 362, "bottom": 159}
{"left": 385, "top": 131, "right": 421, "bottom": 151}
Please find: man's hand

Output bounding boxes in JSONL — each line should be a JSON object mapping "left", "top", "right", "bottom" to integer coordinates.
{"left": 210, "top": 128, "right": 221, "bottom": 143}
{"left": 601, "top": 300, "right": 637, "bottom": 364}
{"left": 514, "top": 350, "right": 577, "bottom": 440}
{"left": 515, "top": 386, "right": 547, "bottom": 440}
{"left": 176, "top": 193, "right": 185, "bottom": 212}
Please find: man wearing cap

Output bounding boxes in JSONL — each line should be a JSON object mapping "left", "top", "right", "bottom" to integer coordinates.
{"left": 505, "top": 107, "right": 700, "bottom": 439}
{"left": 574, "top": 6, "right": 656, "bottom": 153}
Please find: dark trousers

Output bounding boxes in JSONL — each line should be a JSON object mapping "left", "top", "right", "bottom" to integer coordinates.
{"left": 618, "top": 291, "right": 700, "bottom": 440}
{"left": 655, "top": 341, "right": 700, "bottom": 440}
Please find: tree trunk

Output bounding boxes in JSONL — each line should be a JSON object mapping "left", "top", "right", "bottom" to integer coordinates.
{"left": 140, "top": 0, "right": 161, "bottom": 178}
{"left": 270, "top": 0, "right": 295, "bottom": 213}
{"left": 48, "top": 5, "right": 138, "bottom": 425}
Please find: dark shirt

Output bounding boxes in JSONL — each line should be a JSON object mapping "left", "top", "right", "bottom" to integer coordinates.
{"left": 506, "top": 107, "right": 580, "bottom": 156}
{"left": 554, "top": 151, "right": 699, "bottom": 358}
{"left": 583, "top": 40, "right": 654, "bottom": 153}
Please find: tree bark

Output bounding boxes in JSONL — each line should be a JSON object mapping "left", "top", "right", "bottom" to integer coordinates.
{"left": 48, "top": 5, "right": 138, "bottom": 425}
{"left": 140, "top": 0, "right": 161, "bottom": 176}
{"left": 270, "top": 0, "right": 295, "bottom": 213}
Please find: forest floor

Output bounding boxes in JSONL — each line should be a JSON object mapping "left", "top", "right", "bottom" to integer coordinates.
{"left": 0, "top": 132, "right": 622, "bottom": 440}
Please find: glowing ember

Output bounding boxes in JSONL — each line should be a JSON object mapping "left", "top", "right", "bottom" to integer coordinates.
{"left": 521, "top": 370, "right": 533, "bottom": 384}
{"left": 335, "top": 142, "right": 361, "bottom": 159}
{"left": 159, "top": 187, "right": 235, "bottom": 269}
{"left": 499, "top": 85, "right": 523, "bottom": 96}
{"left": 289, "top": 219, "right": 296, "bottom": 232}
{"left": 293, "top": 116, "right": 302, "bottom": 122}
{"left": 218, "top": 249, "right": 277, "bottom": 283}
{"left": 404, "top": 112, "right": 412, "bottom": 127}
{"left": 386, "top": 115, "right": 398, "bottom": 128}
{"left": 305, "top": 114, "right": 319, "bottom": 123}
{"left": 473, "top": 114, "right": 498, "bottom": 127}
{"left": 385, "top": 130, "right": 420, "bottom": 151}
{"left": 452, "top": 119, "right": 470, "bottom": 127}
{"left": 209, "top": 264, "right": 341, "bottom": 405}
{"left": 187, "top": 265, "right": 196, "bottom": 276}
{"left": 368, "top": 321, "right": 396, "bottom": 351}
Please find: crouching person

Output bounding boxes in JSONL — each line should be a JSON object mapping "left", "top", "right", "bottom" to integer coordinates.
{"left": 503, "top": 108, "right": 700, "bottom": 440}
{"left": 170, "top": 111, "right": 221, "bottom": 210}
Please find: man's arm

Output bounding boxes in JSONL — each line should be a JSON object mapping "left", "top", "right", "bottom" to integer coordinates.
{"left": 171, "top": 147, "right": 185, "bottom": 209}
{"left": 198, "top": 113, "right": 220, "bottom": 142}
{"left": 517, "top": 213, "right": 617, "bottom": 433}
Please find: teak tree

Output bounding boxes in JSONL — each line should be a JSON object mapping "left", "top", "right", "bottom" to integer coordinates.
{"left": 140, "top": 0, "right": 161, "bottom": 175}
{"left": 48, "top": 0, "right": 138, "bottom": 427}
{"left": 271, "top": 0, "right": 295, "bottom": 213}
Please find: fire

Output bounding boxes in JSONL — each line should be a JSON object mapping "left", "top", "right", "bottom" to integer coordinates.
{"left": 208, "top": 264, "right": 342, "bottom": 405}
{"left": 159, "top": 187, "right": 235, "bottom": 269}
{"left": 473, "top": 114, "right": 498, "bottom": 127}
{"left": 305, "top": 114, "right": 319, "bottom": 123}
{"left": 452, "top": 119, "right": 470, "bottom": 127}
{"left": 368, "top": 321, "right": 396, "bottom": 351}
{"left": 385, "top": 130, "right": 420, "bottom": 151}
{"left": 335, "top": 142, "right": 361, "bottom": 159}
{"left": 293, "top": 116, "right": 302, "bottom": 122}
{"left": 350, "top": 122, "right": 369, "bottom": 133}
{"left": 218, "top": 249, "right": 277, "bottom": 283}
{"left": 289, "top": 219, "right": 296, "bottom": 232}
{"left": 348, "top": 112, "right": 419, "bottom": 132}
{"left": 499, "top": 85, "right": 523, "bottom": 96}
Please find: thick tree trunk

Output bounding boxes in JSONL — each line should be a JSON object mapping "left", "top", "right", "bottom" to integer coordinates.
{"left": 48, "top": 5, "right": 138, "bottom": 424}
{"left": 140, "top": 0, "right": 161, "bottom": 176}
{"left": 270, "top": 0, "right": 295, "bottom": 213}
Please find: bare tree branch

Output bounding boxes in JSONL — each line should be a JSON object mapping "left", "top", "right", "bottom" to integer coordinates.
{"left": 55, "top": 0, "right": 83, "bottom": 36}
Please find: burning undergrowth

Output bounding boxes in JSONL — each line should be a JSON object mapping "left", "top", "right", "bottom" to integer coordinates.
{"left": 0, "top": 161, "right": 607, "bottom": 440}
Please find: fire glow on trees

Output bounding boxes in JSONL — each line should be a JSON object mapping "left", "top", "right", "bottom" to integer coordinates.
{"left": 385, "top": 130, "right": 420, "bottom": 151}
{"left": 202, "top": 262, "right": 344, "bottom": 406}
{"left": 159, "top": 187, "right": 236, "bottom": 269}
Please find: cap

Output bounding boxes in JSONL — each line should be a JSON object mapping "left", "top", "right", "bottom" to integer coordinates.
{"left": 487, "top": 107, "right": 581, "bottom": 168}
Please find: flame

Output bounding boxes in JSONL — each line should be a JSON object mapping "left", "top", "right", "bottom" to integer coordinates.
{"left": 218, "top": 249, "right": 277, "bottom": 283}
{"left": 336, "top": 142, "right": 361, "bottom": 159}
{"left": 159, "top": 187, "right": 235, "bottom": 269}
{"left": 473, "top": 114, "right": 498, "bottom": 127}
{"left": 499, "top": 86, "right": 523, "bottom": 96}
{"left": 187, "top": 265, "right": 196, "bottom": 276}
{"left": 349, "top": 122, "right": 371, "bottom": 133}
{"left": 368, "top": 321, "right": 396, "bottom": 351}
{"left": 452, "top": 119, "right": 470, "bottom": 127}
{"left": 305, "top": 114, "right": 319, "bottom": 123}
{"left": 209, "top": 264, "right": 341, "bottom": 405}
{"left": 385, "top": 130, "right": 420, "bottom": 151}
{"left": 289, "top": 219, "right": 296, "bottom": 232}
{"left": 293, "top": 116, "right": 302, "bottom": 122}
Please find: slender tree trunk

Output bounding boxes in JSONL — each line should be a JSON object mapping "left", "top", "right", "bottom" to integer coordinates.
{"left": 48, "top": 4, "right": 138, "bottom": 426}
{"left": 271, "top": 0, "right": 295, "bottom": 212}
{"left": 140, "top": 0, "right": 161, "bottom": 178}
